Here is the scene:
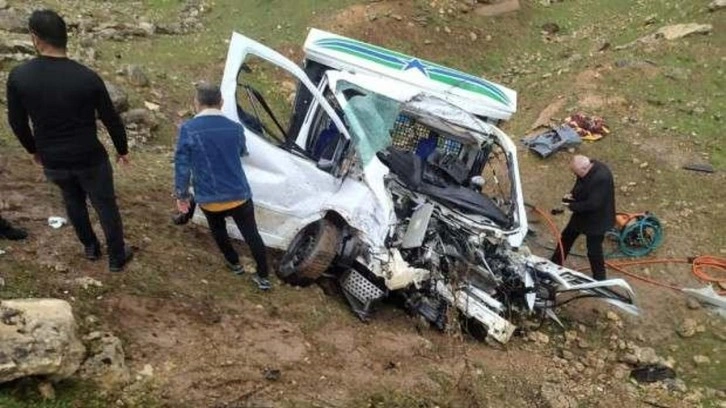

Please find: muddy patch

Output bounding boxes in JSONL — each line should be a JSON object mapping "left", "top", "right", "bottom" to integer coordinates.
{"left": 100, "top": 294, "right": 308, "bottom": 406}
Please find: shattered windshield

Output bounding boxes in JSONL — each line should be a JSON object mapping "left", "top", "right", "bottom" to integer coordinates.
{"left": 337, "top": 81, "right": 515, "bottom": 225}
{"left": 338, "top": 83, "right": 401, "bottom": 165}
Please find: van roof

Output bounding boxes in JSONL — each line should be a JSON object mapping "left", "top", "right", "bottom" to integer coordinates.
{"left": 303, "top": 28, "right": 517, "bottom": 121}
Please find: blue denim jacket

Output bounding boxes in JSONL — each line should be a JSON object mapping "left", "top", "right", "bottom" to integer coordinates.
{"left": 174, "top": 110, "right": 252, "bottom": 204}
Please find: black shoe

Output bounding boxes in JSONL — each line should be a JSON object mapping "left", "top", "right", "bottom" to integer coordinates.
{"left": 252, "top": 274, "right": 271, "bottom": 291}
{"left": 84, "top": 243, "right": 102, "bottom": 261}
{"left": 226, "top": 261, "right": 245, "bottom": 275}
{"left": 109, "top": 245, "right": 134, "bottom": 273}
{"left": 0, "top": 218, "right": 27, "bottom": 241}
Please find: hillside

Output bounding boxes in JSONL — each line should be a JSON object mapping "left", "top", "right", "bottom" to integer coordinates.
{"left": 0, "top": 0, "right": 724, "bottom": 407}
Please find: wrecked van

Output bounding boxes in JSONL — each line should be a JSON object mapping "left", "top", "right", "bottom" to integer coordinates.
{"left": 203, "top": 29, "right": 638, "bottom": 343}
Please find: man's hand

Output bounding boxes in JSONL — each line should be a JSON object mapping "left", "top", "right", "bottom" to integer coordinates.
{"left": 32, "top": 153, "right": 42, "bottom": 166}
{"left": 176, "top": 199, "right": 191, "bottom": 214}
{"left": 117, "top": 154, "right": 130, "bottom": 165}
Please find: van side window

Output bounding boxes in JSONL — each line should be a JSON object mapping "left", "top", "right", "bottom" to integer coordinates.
{"left": 236, "top": 56, "right": 302, "bottom": 148}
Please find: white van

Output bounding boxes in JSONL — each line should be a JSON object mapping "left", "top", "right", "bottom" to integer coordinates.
{"left": 204, "top": 29, "right": 637, "bottom": 343}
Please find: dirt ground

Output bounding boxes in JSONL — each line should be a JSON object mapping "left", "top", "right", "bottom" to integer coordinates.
{"left": 1, "top": 0, "right": 725, "bottom": 407}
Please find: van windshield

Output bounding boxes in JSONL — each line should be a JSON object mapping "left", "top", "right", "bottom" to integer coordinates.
{"left": 337, "top": 81, "right": 515, "bottom": 226}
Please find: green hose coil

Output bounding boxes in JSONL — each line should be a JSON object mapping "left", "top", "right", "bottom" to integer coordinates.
{"left": 606, "top": 213, "right": 664, "bottom": 258}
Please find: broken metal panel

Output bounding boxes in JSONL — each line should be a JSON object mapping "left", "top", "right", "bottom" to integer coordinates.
{"left": 384, "top": 249, "right": 430, "bottom": 290}
{"left": 526, "top": 254, "right": 639, "bottom": 316}
{"left": 435, "top": 281, "right": 516, "bottom": 343}
{"left": 682, "top": 286, "right": 726, "bottom": 311}
{"left": 401, "top": 203, "right": 434, "bottom": 249}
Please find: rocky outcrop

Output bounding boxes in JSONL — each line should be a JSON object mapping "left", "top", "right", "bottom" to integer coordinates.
{"left": 0, "top": 299, "right": 86, "bottom": 383}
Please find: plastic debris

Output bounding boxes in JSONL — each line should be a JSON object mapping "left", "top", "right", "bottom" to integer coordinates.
{"left": 47, "top": 216, "right": 67, "bottom": 229}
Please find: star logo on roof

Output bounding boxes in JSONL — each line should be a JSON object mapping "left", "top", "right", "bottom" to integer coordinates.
{"left": 403, "top": 59, "right": 429, "bottom": 77}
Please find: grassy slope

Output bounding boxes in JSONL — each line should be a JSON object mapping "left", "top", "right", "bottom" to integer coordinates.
{"left": 1, "top": 0, "right": 724, "bottom": 406}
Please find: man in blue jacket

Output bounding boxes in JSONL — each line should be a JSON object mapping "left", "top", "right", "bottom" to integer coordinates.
{"left": 174, "top": 82, "right": 270, "bottom": 290}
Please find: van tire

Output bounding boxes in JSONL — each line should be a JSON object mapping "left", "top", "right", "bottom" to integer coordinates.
{"left": 277, "top": 220, "right": 340, "bottom": 285}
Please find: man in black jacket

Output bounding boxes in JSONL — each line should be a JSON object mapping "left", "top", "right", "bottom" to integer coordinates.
{"left": 6, "top": 9, "right": 133, "bottom": 272}
{"left": 551, "top": 155, "right": 615, "bottom": 280}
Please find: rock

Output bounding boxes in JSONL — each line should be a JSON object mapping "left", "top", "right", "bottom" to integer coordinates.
{"left": 678, "top": 318, "right": 698, "bottom": 338}
{"left": 693, "top": 355, "right": 711, "bottom": 365}
{"left": 143, "top": 101, "right": 160, "bottom": 111}
{"left": 122, "top": 108, "right": 157, "bottom": 129}
{"left": 104, "top": 82, "right": 129, "bottom": 113}
{"left": 38, "top": 382, "right": 55, "bottom": 400}
{"left": 0, "top": 299, "right": 86, "bottom": 383}
{"left": 475, "top": 0, "right": 521, "bottom": 17}
{"left": 469, "top": 32, "right": 478, "bottom": 41}
{"left": 664, "top": 378, "right": 688, "bottom": 393}
{"left": 78, "top": 332, "right": 130, "bottom": 388}
{"left": 617, "top": 23, "right": 713, "bottom": 50}
{"left": 0, "top": 9, "right": 28, "bottom": 33}
{"left": 138, "top": 22, "right": 156, "bottom": 36}
{"left": 634, "top": 346, "right": 660, "bottom": 365}
{"left": 709, "top": 0, "right": 726, "bottom": 11}
{"left": 528, "top": 331, "right": 550, "bottom": 345}
{"left": 606, "top": 311, "right": 621, "bottom": 322}
{"left": 0, "top": 39, "right": 34, "bottom": 55}
{"left": 139, "top": 364, "right": 154, "bottom": 378}
{"left": 125, "top": 65, "right": 150, "bottom": 87}
{"left": 612, "top": 364, "right": 630, "bottom": 379}
{"left": 540, "top": 382, "right": 577, "bottom": 408}
{"left": 620, "top": 353, "right": 639, "bottom": 365}
{"left": 74, "top": 277, "right": 103, "bottom": 290}
{"left": 656, "top": 24, "right": 712, "bottom": 41}
{"left": 156, "top": 23, "right": 182, "bottom": 35}
{"left": 564, "top": 330, "right": 578, "bottom": 343}
{"left": 541, "top": 22, "right": 560, "bottom": 34}
{"left": 664, "top": 67, "right": 691, "bottom": 81}
{"left": 0, "top": 0, "right": 7, "bottom": 10}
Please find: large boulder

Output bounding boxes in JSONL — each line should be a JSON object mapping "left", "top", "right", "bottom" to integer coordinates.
{"left": 0, "top": 299, "right": 86, "bottom": 383}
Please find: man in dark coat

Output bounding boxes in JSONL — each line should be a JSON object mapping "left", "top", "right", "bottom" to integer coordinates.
{"left": 551, "top": 155, "right": 615, "bottom": 280}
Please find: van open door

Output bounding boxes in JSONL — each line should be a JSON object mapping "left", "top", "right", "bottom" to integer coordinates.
{"left": 216, "top": 32, "right": 352, "bottom": 249}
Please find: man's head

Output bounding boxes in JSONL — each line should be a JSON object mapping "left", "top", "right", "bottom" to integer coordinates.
{"left": 29, "top": 9, "right": 68, "bottom": 54}
{"left": 194, "top": 82, "right": 222, "bottom": 111}
{"left": 570, "top": 155, "right": 593, "bottom": 178}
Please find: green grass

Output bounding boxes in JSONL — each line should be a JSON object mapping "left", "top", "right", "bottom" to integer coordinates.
{"left": 0, "top": 379, "right": 116, "bottom": 408}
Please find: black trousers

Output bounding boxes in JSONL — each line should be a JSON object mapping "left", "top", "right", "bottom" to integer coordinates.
{"left": 550, "top": 219, "right": 607, "bottom": 281}
{"left": 44, "top": 159, "right": 126, "bottom": 262}
{"left": 201, "top": 200, "right": 269, "bottom": 278}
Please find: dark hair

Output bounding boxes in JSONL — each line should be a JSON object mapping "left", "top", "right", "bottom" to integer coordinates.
{"left": 29, "top": 9, "right": 68, "bottom": 49}
{"left": 195, "top": 82, "right": 222, "bottom": 106}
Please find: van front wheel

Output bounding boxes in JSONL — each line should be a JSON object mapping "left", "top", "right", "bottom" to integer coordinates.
{"left": 277, "top": 220, "right": 340, "bottom": 286}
